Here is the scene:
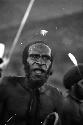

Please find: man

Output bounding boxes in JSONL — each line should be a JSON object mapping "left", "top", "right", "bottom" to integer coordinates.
{"left": 0, "top": 40, "right": 62, "bottom": 125}
{"left": 61, "top": 64, "right": 83, "bottom": 125}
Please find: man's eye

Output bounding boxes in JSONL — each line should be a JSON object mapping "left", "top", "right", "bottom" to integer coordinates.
{"left": 42, "top": 56, "right": 51, "bottom": 61}
{"left": 30, "top": 55, "right": 39, "bottom": 59}
{"left": 43, "top": 57, "right": 47, "bottom": 61}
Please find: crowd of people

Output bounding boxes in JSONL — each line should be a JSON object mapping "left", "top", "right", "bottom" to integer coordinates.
{"left": 0, "top": 31, "right": 83, "bottom": 125}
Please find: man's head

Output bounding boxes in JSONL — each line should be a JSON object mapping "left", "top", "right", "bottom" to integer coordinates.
{"left": 63, "top": 64, "right": 83, "bottom": 99}
{"left": 63, "top": 64, "right": 83, "bottom": 89}
{"left": 22, "top": 41, "right": 53, "bottom": 88}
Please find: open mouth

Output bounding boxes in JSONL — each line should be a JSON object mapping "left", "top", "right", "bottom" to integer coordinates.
{"left": 33, "top": 68, "right": 45, "bottom": 75}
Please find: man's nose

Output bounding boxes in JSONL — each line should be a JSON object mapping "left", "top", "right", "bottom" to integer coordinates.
{"left": 36, "top": 57, "right": 45, "bottom": 65}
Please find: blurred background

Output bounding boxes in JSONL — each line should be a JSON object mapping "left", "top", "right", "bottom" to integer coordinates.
{"left": 0, "top": 0, "right": 83, "bottom": 90}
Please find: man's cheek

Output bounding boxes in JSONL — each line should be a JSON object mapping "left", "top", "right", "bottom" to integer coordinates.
{"left": 42, "top": 64, "right": 51, "bottom": 72}
{"left": 27, "top": 58, "right": 34, "bottom": 65}
{"left": 46, "top": 61, "right": 51, "bottom": 70}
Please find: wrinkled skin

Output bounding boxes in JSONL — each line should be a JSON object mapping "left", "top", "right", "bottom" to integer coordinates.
{"left": 24, "top": 43, "right": 52, "bottom": 89}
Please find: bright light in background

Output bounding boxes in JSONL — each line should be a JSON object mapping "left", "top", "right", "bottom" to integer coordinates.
{"left": 0, "top": 43, "right": 5, "bottom": 58}
{"left": 0, "top": 57, "right": 10, "bottom": 69}
{"left": 68, "top": 53, "right": 83, "bottom": 78}
{"left": 40, "top": 30, "right": 48, "bottom": 36}
{"left": 68, "top": 53, "right": 78, "bottom": 66}
{"left": 0, "top": 43, "right": 9, "bottom": 69}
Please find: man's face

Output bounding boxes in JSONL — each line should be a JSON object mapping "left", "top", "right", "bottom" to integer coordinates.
{"left": 76, "top": 79, "right": 83, "bottom": 99}
{"left": 26, "top": 43, "right": 52, "bottom": 84}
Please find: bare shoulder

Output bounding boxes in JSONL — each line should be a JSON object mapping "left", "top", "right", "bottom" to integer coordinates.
{"left": 40, "top": 84, "right": 62, "bottom": 97}
{"left": 40, "top": 84, "right": 63, "bottom": 111}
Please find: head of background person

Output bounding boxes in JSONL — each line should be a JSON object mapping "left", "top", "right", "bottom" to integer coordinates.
{"left": 22, "top": 40, "right": 53, "bottom": 89}
{"left": 63, "top": 63, "right": 83, "bottom": 99}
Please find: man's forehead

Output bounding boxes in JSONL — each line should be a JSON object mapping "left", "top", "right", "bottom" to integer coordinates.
{"left": 28, "top": 43, "right": 52, "bottom": 56}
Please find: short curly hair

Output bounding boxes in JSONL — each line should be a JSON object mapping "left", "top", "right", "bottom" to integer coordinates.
{"left": 22, "top": 41, "right": 53, "bottom": 66}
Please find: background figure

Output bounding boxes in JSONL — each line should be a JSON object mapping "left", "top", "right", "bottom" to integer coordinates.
{"left": 61, "top": 63, "right": 83, "bottom": 125}
{"left": 0, "top": 40, "right": 62, "bottom": 125}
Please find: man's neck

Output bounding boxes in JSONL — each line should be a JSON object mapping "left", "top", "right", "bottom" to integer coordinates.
{"left": 24, "top": 77, "right": 43, "bottom": 90}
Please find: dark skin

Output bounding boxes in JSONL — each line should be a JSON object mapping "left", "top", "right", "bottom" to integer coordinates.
{"left": 61, "top": 65, "right": 83, "bottom": 125}
{"left": 0, "top": 42, "right": 62, "bottom": 125}
{"left": 26, "top": 42, "right": 52, "bottom": 89}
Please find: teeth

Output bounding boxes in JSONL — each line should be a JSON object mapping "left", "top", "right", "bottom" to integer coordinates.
{"left": 35, "top": 70, "right": 42, "bottom": 74}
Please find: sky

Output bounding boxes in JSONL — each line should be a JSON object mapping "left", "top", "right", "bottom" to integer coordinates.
{"left": 0, "top": 0, "right": 83, "bottom": 29}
